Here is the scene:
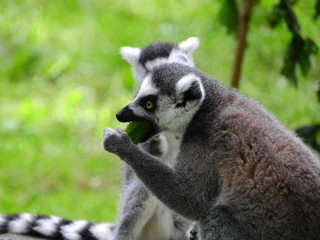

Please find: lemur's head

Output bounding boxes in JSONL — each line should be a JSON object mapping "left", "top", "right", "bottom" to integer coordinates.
{"left": 120, "top": 37, "right": 199, "bottom": 85}
{"left": 116, "top": 63, "right": 205, "bottom": 133}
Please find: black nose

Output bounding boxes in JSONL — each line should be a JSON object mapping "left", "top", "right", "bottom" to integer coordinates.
{"left": 116, "top": 105, "right": 148, "bottom": 122}
{"left": 116, "top": 105, "right": 141, "bottom": 122}
{"left": 116, "top": 106, "right": 130, "bottom": 122}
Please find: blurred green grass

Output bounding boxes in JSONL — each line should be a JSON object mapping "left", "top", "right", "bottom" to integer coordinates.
{"left": 0, "top": 0, "right": 319, "bottom": 222}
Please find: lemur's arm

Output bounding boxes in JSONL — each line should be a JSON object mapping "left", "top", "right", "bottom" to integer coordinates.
{"left": 103, "top": 128, "right": 204, "bottom": 220}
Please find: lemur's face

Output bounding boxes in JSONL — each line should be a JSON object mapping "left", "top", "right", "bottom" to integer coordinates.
{"left": 116, "top": 64, "right": 205, "bottom": 134}
{"left": 120, "top": 37, "right": 199, "bottom": 85}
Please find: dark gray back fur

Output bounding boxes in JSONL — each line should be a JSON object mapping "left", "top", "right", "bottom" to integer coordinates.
{"left": 152, "top": 63, "right": 320, "bottom": 239}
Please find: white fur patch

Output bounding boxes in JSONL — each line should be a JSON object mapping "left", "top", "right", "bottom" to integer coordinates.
{"left": 160, "top": 131, "right": 182, "bottom": 165}
{"left": 8, "top": 213, "right": 33, "bottom": 233}
{"left": 168, "top": 49, "right": 193, "bottom": 66}
{"left": 158, "top": 133, "right": 169, "bottom": 157}
{"left": 120, "top": 46, "right": 147, "bottom": 85}
{"left": 178, "top": 37, "right": 199, "bottom": 54}
{"left": 60, "top": 220, "right": 88, "bottom": 240}
{"left": 135, "top": 76, "right": 158, "bottom": 99}
{"left": 158, "top": 102, "right": 187, "bottom": 132}
{"left": 156, "top": 74, "right": 204, "bottom": 133}
{"left": 145, "top": 57, "right": 168, "bottom": 71}
{"left": 120, "top": 47, "right": 141, "bottom": 65}
{"left": 132, "top": 64, "right": 147, "bottom": 85}
{"left": 175, "top": 74, "right": 204, "bottom": 100}
{"left": 128, "top": 76, "right": 159, "bottom": 118}
{"left": 33, "top": 215, "right": 62, "bottom": 236}
{"left": 0, "top": 215, "right": 5, "bottom": 226}
{"left": 90, "top": 222, "right": 114, "bottom": 240}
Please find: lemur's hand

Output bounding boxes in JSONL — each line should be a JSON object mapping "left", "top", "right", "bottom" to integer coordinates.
{"left": 103, "top": 127, "right": 132, "bottom": 155}
{"left": 187, "top": 222, "right": 199, "bottom": 240}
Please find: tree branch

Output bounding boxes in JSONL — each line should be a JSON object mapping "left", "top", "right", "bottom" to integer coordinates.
{"left": 230, "top": 0, "right": 256, "bottom": 89}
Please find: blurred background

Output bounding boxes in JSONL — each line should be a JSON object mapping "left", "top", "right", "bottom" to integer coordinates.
{"left": 0, "top": 0, "right": 319, "bottom": 222}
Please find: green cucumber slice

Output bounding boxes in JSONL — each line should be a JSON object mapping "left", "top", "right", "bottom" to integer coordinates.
{"left": 125, "top": 121, "right": 152, "bottom": 144}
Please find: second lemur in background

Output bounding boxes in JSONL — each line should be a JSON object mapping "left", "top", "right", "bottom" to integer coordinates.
{"left": 112, "top": 37, "right": 199, "bottom": 240}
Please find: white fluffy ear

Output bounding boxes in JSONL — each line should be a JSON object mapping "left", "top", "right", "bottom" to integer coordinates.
{"left": 168, "top": 50, "right": 190, "bottom": 66}
{"left": 178, "top": 37, "right": 200, "bottom": 55}
{"left": 176, "top": 74, "right": 204, "bottom": 105}
{"left": 120, "top": 47, "right": 141, "bottom": 65}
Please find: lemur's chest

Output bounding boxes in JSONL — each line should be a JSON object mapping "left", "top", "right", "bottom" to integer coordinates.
{"left": 176, "top": 138, "right": 220, "bottom": 200}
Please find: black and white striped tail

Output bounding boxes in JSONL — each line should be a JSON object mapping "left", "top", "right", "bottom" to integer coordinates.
{"left": 0, "top": 213, "right": 114, "bottom": 240}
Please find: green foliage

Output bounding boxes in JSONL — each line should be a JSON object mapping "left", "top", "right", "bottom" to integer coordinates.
{"left": 296, "top": 124, "right": 320, "bottom": 152}
{"left": 268, "top": 0, "right": 300, "bottom": 34}
{"left": 281, "top": 35, "right": 318, "bottom": 85}
{"left": 314, "top": 0, "right": 320, "bottom": 19}
{"left": 218, "top": 0, "right": 239, "bottom": 35}
{"left": 268, "top": 0, "right": 319, "bottom": 86}
{"left": 218, "top": 0, "right": 319, "bottom": 87}
{"left": 267, "top": 0, "right": 320, "bottom": 150}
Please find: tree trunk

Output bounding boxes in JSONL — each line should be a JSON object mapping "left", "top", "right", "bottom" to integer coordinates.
{"left": 230, "top": 0, "right": 256, "bottom": 88}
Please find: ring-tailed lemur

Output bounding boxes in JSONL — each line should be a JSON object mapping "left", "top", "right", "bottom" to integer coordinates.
{"left": 112, "top": 37, "right": 199, "bottom": 240}
{"left": 103, "top": 63, "right": 320, "bottom": 240}
{"left": 0, "top": 38, "right": 199, "bottom": 240}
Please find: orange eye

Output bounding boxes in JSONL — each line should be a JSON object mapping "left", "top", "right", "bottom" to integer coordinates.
{"left": 146, "top": 101, "right": 153, "bottom": 109}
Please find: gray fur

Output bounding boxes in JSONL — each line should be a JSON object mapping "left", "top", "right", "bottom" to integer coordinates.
{"left": 113, "top": 39, "right": 200, "bottom": 240}
{"left": 103, "top": 63, "right": 320, "bottom": 240}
